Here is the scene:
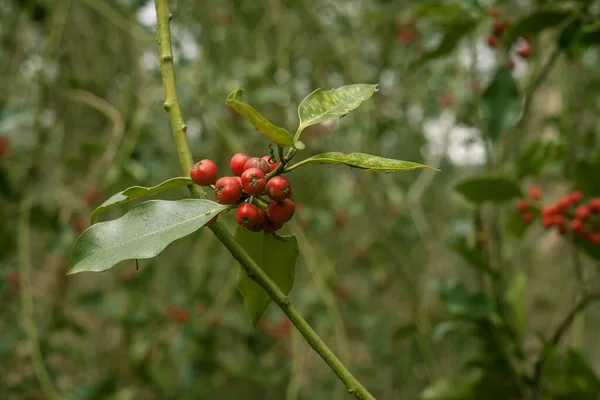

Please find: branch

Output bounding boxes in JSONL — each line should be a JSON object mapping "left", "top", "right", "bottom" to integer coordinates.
{"left": 153, "top": 1, "right": 375, "bottom": 399}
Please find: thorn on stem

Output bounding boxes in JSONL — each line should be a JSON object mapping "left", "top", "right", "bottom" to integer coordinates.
{"left": 162, "top": 55, "right": 173, "bottom": 61}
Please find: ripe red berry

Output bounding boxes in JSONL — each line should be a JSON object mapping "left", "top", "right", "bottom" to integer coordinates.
{"left": 522, "top": 213, "right": 533, "bottom": 224}
{"left": 244, "top": 157, "right": 270, "bottom": 175}
{"left": 230, "top": 153, "right": 250, "bottom": 176}
{"left": 588, "top": 233, "right": 600, "bottom": 245}
{"left": 262, "top": 155, "right": 279, "bottom": 172}
{"left": 190, "top": 159, "right": 218, "bottom": 186}
{"left": 266, "top": 176, "right": 293, "bottom": 202}
{"left": 570, "top": 191, "right": 583, "bottom": 204}
{"left": 542, "top": 215, "right": 553, "bottom": 228}
{"left": 84, "top": 188, "right": 101, "bottom": 207}
{"left": 575, "top": 205, "right": 590, "bottom": 220}
{"left": 263, "top": 216, "right": 283, "bottom": 234}
{"left": 557, "top": 196, "right": 571, "bottom": 211}
{"left": 214, "top": 176, "right": 242, "bottom": 204}
{"left": 241, "top": 167, "right": 266, "bottom": 196}
{"left": 489, "top": 7, "right": 500, "bottom": 18}
{"left": 236, "top": 203, "right": 266, "bottom": 231}
{"left": 551, "top": 215, "right": 564, "bottom": 226}
{"left": 487, "top": 35, "right": 499, "bottom": 47}
{"left": 541, "top": 206, "right": 557, "bottom": 217}
{"left": 571, "top": 219, "right": 584, "bottom": 233}
{"left": 589, "top": 198, "right": 600, "bottom": 213}
{"left": 267, "top": 199, "right": 295, "bottom": 224}
{"left": 517, "top": 45, "right": 531, "bottom": 58}
{"left": 493, "top": 20, "right": 506, "bottom": 35}
{"left": 529, "top": 187, "right": 541, "bottom": 200}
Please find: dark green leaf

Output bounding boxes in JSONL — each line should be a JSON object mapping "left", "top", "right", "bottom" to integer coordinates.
{"left": 416, "top": 19, "right": 478, "bottom": 65}
{"left": 448, "top": 239, "right": 498, "bottom": 278}
{"left": 235, "top": 228, "right": 299, "bottom": 325}
{"left": 516, "top": 140, "right": 557, "bottom": 179}
{"left": 455, "top": 176, "right": 522, "bottom": 204}
{"left": 435, "top": 280, "right": 492, "bottom": 319}
{"left": 580, "top": 24, "right": 600, "bottom": 47}
{"left": 91, "top": 177, "right": 192, "bottom": 223}
{"left": 69, "top": 200, "right": 228, "bottom": 274}
{"left": 482, "top": 67, "right": 520, "bottom": 143}
{"left": 290, "top": 152, "right": 436, "bottom": 173}
{"left": 558, "top": 19, "right": 583, "bottom": 49}
{"left": 296, "top": 84, "right": 378, "bottom": 138}
{"left": 505, "top": 10, "right": 571, "bottom": 44}
{"left": 225, "top": 90, "right": 295, "bottom": 147}
{"left": 576, "top": 236, "right": 600, "bottom": 261}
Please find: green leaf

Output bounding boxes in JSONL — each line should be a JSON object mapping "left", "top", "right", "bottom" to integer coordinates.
{"left": 505, "top": 269, "right": 527, "bottom": 337}
{"left": 576, "top": 236, "right": 600, "bottom": 262}
{"left": 505, "top": 9, "right": 571, "bottom": 44}
{"left": 235, "top": 227, "right": 299, "bottom": 325}
{"left": 296, "top": 84, "right": 378, "bottom": 138}
{"left": 448, "top": 239, "right": 498, "bottom": 279}
{"left": 421, "top": 371, "right": 482, "bottom": 400}
{"left": 455, "top": 176, "right": 522, "bottom": 204}
{"left": 482, "top": 67, "right": 520, "bottom": 143}
{"left": 91, "top": 177, "right": 192, "bottom": 223}
{"left": 69, "top": 200, "right": 227, "bottom": 274}
{"left": 290, "top": 152, "right": 436, "bottom": 173}
{"left": 435, "top": 280, "right": 492, "bottom": 320}
{"left": 580, "top": 24, "right": 600, "bottom": 47}
{"left": 558, "top": 19, "right": 583, "bottom": 49}
{"left": 516, "top": 140, "right": 557, "bottom": 179}
{"left": 225, "top": 90, "right": 295, "bottom": 147}
{"left": 416, "top": 19, "right": 478, "bottom": 65}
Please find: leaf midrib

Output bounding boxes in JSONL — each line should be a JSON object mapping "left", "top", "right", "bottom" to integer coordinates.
{"left": 300, "top": 94, "right": 366, "bottom": 128}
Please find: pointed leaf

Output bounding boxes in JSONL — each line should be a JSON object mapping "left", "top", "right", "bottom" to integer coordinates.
{"left": 296, "top": 84, "right": 378, "bottom": 138}
{"left": 225, "top": 90, "right": 295, "bottom": 147}
{"left": 69, "top": 200, "right": 228, "bottom": 274}
{"left": 455, "top": 176, "right": 522, "bottom": 204}
{"left": 505, "top": 9, "right": 571, "bottom": 44}
{"left": 482, "top": 66, "right": 520, "bottom": 143}
{"left": 235, "top": 227, "right": 299, "bottom": 325}
{"left": 289, "top": 152, "right": 436, "bottom": 173}
{"left": 91, "top": 177, "right": 192, "bottom": 223}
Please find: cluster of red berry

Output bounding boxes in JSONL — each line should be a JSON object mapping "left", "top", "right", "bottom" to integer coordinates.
{"left": 486, "top": 7, "right": 531, "bottom": 67}
{"left": 0, "top": 136, "right": 9, "bottom": 160}
{"left": 190, "top": 153, "right": 294, "bottom": 233}
{"left": 517, "top": 187, "right": 600, "bottom": 244}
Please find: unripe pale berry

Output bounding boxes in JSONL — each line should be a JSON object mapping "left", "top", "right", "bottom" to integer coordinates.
{"left": 266, "top": 176, "right": 292, "bottom": 202}
{"left": 241, "top": 167, "right": 266, "bottom": 196}
{"left": 267, "top": 199, "right": 295, "bottom": 224}
{"left": 214, "top": 176, "right": 242, "bottom": 204}
{"left": 230, "top": 153, "right": 250, "bottom": 176}
{"left": 262, "top": 155, "right": 279, "bottom": 172}
{"left": 244, "top": 157, "right": 270, "bottom": 175}
{"left": 190, "top": 159, "right": 218, "bottom": 186}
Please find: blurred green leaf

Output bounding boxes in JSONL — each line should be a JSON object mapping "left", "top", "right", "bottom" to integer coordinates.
{"left": 448, "top": 239, "right": 498, "bottom": 278}
{"left": 225, "top": 89, "right": 295, "bottom": 147}
{"left": 69, "top": 200, "right": 227, "bottom": 274}
{"left": 235, "top": 228, "right": 299, "bottom": 325}
{"left": 516, "top": 140, "right": 557, "bottom": 179}
{"left": 435, "top": 280, "right": 492, "bottom": 319}
{"left": 290, "top": 152, "right": 436, "bottom": 172}
{"left": 576, "top": 236, "right": 600, "bottom": 261}
{"left": 296, "top": 84, "right": 378, "bottom": 138}
{"left": 505, "top": 269, "right": 527, "bottom": 337}
{"left": 421, "top": 370, "right": 482, "bottom": 400}
{"left": 416, "top": 19, "right": 478, "bottom": 65}
{"left": 580, "top": 24, "right": 600, "bottom": 47}
{"left": 91, "top": 177, "right": 192, "bottom": 223}
{"left": 505, "top": 9, "right": 571, "bottom": 44}
{"left": 432, "top": 320, "right": 473, "bottom": 343}
{"left": 559, "top": 19, "right": 583, "bottom": 49}
{"left": 482, "top": 67, "right": 520, "bottom": 143}
{"left": 455, "top": 176, "right": 522, "bottom": 204}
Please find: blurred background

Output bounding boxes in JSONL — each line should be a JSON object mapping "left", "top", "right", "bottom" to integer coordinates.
{"left": 2, "top": 0, "right": 600, "bottom": 399}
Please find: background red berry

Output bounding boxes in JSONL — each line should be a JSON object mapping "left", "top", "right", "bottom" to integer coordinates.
{"left": 517, "top": 199, "right": 528, "bottom": 212}
{"left": 487, "top": 35, "right": 498, "bottom": 47}
{"left": 518, "top": 46, "right": 531, "bottom": 58}
{"left": 529, "top": 187, "right": 541, "bottom": 200}
{"left": 214, "top": 176, "right": 242, "bottom": 204}
{"left": 230, "top": 153, "right": 250, "bottom": 176}
{"left": 191, "top": 159, "right": 218, "bottom": 186}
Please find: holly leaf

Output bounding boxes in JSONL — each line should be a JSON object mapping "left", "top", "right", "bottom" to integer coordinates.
{"left": 455, "top": 176, "right": 522, "bottom": 204}
{"left": 226, "top": 89, "right": 295, "bottom": 147}
{"left": 482, "top": 66, "right": 520, "bottom": 143}
{"left": 505, "top": 9, "right": 571, "bottom": 44}
{"left": 289, "top": 152, "right": 436, "bottom": 173}
{"left": 296, "top": 84, "right": 378, "bottom": 138}
{"left": 69, "top": 200, "right": 228, "bottom": 274}
{"left": 91, "top": 177, "right": 192, "bottom": 223}
{"left": 235, "top": 227, "right": 299, "bottom": 325}
{"left": 416, "top": 18, "right": 478, "bottom": 65}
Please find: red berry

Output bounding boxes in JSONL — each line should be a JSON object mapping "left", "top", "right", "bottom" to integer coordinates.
{"left": 517, "top": 45, "right": 531, "bottom": 58}
{"left": 571, "top": 219, "right": 584, "bottom": 233}
{"left": 557, "top": 196, "right": 572, "bottom": 211}
{"left": 570, "top": 191, "right": 583, "bottom": 204}
{"left": 236, "top": 203, "right": 266, "bottom": 231}
{"left": 214, "top": 176, "right": 242, "bottom": 204}
{"left": 541, "top": 206, "right": 557, "bottom": 216}
{"left": 557, "top": 225, "right": 567, "bottom": 236}
{"left": 517, "top": 199, "right": 528, "bottom": 212}
{"left": 267, "top": 199, "right": 295, "bottom": 224}
{"left": 230, "top": 153, "right": 250, "bottom": 176}
{"left": 262, "top": 155, "right": 279, "bottom": 172}
{"left": 493, "top": 20, "right": 506, "bottom": 35}
{"left": 487, "top": 35, "right": 499, "bottom": 47}
{"left": 489, "top": 7, "right": 500, "bottom": 18}
{"left": 508, "top": 59, "right": 515, "bottom": 70}
{"left": 542, "top": 215, "right": 553, "bottom": 228}
{"left": 551, "top": 215, "right": 564, "bottom": 226}
{"left": 84, "top": 188, "right": 101, "bottom": 207}
{"left": 589, "top": 198, "right": 600, "bottom": 213}
{"left": 235, "top": 176, "right": 242, "bottom": 185}
{"left": 263, "top": 216, "right": 283, "bottom": 234}
{"left": 190, "top": 159, "right": 218, "bottom": 186}
{"left": 522, "top": 213, "right": 533, "bottom": 224}
{"left": 575, "top": 206, "right": 590, "bottom": 220}
{"left": 266, "top": 176, "right": 293, "bottom": 202}
{"left": 588, "top": 233, "right": 600, "bottom": 245}
{"left": 244, "top": 157, "right": 270, "bottom": 175}
{"left": 529, "top": 187, "right": 541, "bottom": 200}
{"left": 241, "top": 167, "right": 267, "bottom": 196}
{"left": 0, "top": 136, "right": 10, "bottom": 160}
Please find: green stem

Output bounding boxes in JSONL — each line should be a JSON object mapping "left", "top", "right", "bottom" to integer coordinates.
{"left": 153, "top": 1, "right": 375, "bottom": 399}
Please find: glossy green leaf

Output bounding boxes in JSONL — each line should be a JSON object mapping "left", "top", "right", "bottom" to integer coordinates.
{"left": 296, "top": 84, "right": 378, "bottom": 138}
{"left": 69, "top": 200, "right": 228, "bottom": 274}
{"left": 235, "top": 227, "right": 299, "bottom": 325}
{"left": 455, "top": 176, "right": 522, "bottom": 204}
{"left": 482, "top": 66, "right": 520, "bottom": 143}
{"left": 416, "top": 19, "right": 478, "bottom": 65}
{"left": 289, "top": 152, "right": 436, "bottom": 173}
{"left": 225, "top": 90, "right": 295, "bottom": 147}
{"left": 91, "top": 177, "right": 192, "bottom": 223}
{"left": 505, "top": 9, "right": 571, "bottom": 44}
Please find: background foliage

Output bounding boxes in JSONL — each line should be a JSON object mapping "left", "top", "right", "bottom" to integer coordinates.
{"left": 2, "top": 0, "right": 600, "bottom": 399}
